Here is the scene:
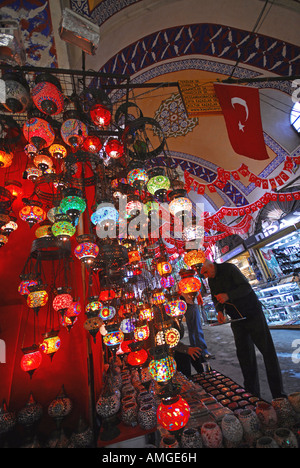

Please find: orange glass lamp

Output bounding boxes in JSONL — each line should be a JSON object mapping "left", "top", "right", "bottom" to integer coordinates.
{"left": 128, "top": 249, "right": 141, "bottom": 264}
{"left": 40, "top": 330, "right": 61, "bottom": 358}
{"left": 184, "top": 249, "right": 206, "bottom": 268}
{"left": 157, "top": 395, "right": 190, "bottom": 432}
{"left": 157, "top": 260, "right": 172, "bottom": 277}
{"left": 0, "top": 150, "right": 13, "bottom": 169}
{"left": 138, "top": 304, "right": 154, "bottom": 322}
{"left": 19, "top": 200, "right": 46, "bottom": 228}
{"left": 27, "top": 286, "right": 48, "bottom": 314}
{"left": 33, "top": 153, "right": 54, "bottom": 173}
{"left": 178, "top": 269, "right": 201, "bottom": 294}
{"left": 49, "top": 143, "right": 68, "bottom": 160}
{"left": 151, "top": 289, "right": 165, "bottom": 305}
{"left": 21, "top": 345, "right": 43, "bottom": 378}
{"left": 134, "top": 323, "right": 150, "bottom": 341}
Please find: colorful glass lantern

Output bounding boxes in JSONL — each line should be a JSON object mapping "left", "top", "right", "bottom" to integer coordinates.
{"left": 90, "top": 104, "right": 112, "bottom": 127}
{"left": 40, "top": 331, "right": 61, "bottom": 357}
{"left": 157, "top": 395, "right": 190, "bottom": 432}
{"left": 151, "top": 289, "right": 165, "bottom": 305}
{"left": 32, "top": 81, "right": 64, "bottom": 115}
{"left": 25, "top": 166, "right": 42, "bottom": 182}
{"left": 127, "top": 348, "right": 148, "bottom": 367}
{"left": 169, "top": 196, "right": 192, "bottom": 217}
{"left": 27, "top": 288, "right": 48, "bottom": 312}
{"left": 134, "top": 323, "right": 150, "bottom": 341}
{"left": 47, "top": 206, "right": 62, "bottom": 223}
{"left": 21, "top": 345, "right": 43, "bottom": 377}
{"left": 19, "top": 200, "right": 46, "bottom": 228}
{"left": 24, "top": 144, "right": 38, "bottom": 158}
{"left": 4, "top": 180, "right": 23, "bottom": 199}
{"left": 65, "top": 301, "right": 81, "bottom": 320}
{"left": 82, "top": 135, "right": 103, "bottom": 153}
{"left": 138, "top": 305, "right": 154, "bottom": 322}
{"left": 85, "top": 298, "right": 103, "bottom": 317}
{"left": 60, "top": 188, "right": 86, "bottom": 225}
{"left": 148, "top": 355, "right": 177, "bottom": 383}
{"left": 1, "top": 220, "right": 17, "bottom": 236}
{"left": 0, "top": 234, "right": 8, "bottom": 247}
{"left": 165, "top": 299, "right": 187, "bottom": 317}
{"left": 0, "top": 150, "right": 13, "bottom": 168}
{"left": 184, "top": 249, "right": 206, "bottom": 269}
{"left": 156, "top": 328, "right": 180, "bottom": 348}
{"left": 127, "top": 168, "right": 149, "bottom": 187}
{"left": 3, "top": 73, "right": 30, "bottom": 113}
{"left": 51, "top": 214, "right": 76, "bottom": 241}
{"left": 74, "top": 240, "right": 99, "bottom": 265}
{"left": 126, "top": 199, "right": 143, "bottom": 216}
{"left": 91, "top": 203, "right": 119, "bottom": 226}
{"left": 49, "top": 143, "right": 68, "bottom": 160}
{"left": 33, "top": 153, "right": 53, "bottom": 173}
{"left": 53, "top": 292, "right": 73, "bottom": 314}
{"left": 157, "top": 260, "right": 172, "bottom": 276}
{"left": 99, "top": 306, "right": 116, "bottom": 321}
{"left": 103, "top": 325, "right": 124, "bottom": 348}
{"left": 160, "top": 275, "right": 175, "bottom": 289}
{"left": 147, "top": 175, "right": 170, "bottom": 197}
{"left": 18, "top": 278, "right": 38, "bottom": 296}
{"left": 120, "top": 317, "right": 136, "bottom": 333}
{"left": 35, "top": 222, "right": 52, "bottom": 238}
{"left": 178, "top": 270, "right": 201, "bottom": 294}
{"left": 104, "top": 138, "right": 124, "bottom": 159}
{"left": 60, "top": 118, "right": 88, "bottom": 149}
{"left": 23, "top": 118, "right": 55, "bottom": 150}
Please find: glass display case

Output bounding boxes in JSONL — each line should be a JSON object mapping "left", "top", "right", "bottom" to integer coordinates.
{"left": 253, "top": 277, "right": 300, "bottom": 328}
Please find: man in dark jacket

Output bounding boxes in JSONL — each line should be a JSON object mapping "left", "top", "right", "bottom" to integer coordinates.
{"left": 200, "top": 259, "right": 286, "bottom": 399}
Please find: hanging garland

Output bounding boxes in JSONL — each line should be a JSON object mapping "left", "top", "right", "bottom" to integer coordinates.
{"left": 184, "top": 155, "right": 300, "bottom": 194}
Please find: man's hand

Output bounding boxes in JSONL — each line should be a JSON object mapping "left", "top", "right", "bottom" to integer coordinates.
{"left": 187, "top": 347, "right": 202, "bottom": 360}
{"left": 217, "top": 311, "right": 227, "bottom": 324}
{"left": 215, "top": 293, "right": 229, "bottom": 304}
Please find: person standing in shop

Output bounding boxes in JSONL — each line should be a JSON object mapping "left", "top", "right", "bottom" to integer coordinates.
{"left": 200, "top": 259, "right": 286, "bottom": 399}
{"left": 180, "top": 291, "right": 214, "bottom": 365}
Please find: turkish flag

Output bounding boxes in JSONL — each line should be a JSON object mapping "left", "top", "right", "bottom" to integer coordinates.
{"left": 214, "top": 83, "right": 269, "bottom": 160}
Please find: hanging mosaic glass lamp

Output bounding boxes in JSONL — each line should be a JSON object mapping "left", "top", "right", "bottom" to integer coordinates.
{"left": 151, "top": 288, "right": 166, "bottom": 305}
{"left": 156, "top": 258, "right": 172, "bottom": 276}
{"left": 103, "top": 323, "right": 124, "bottom": 349}
{"left": 90, "top": 104, "right": 112, "bottom": 127}
{"left": 24, "top": 166, "right": 42, "bottom": 183}
{"left": 40, "top": 330, "right": 61, "bottom": 359}
{"left": 19, "top": 199, "right": 46, "bottom": 228}
{"left": 138, "top": 303, "right": 154, "bottom": 322}
{"left": 157, "top": 395, "right": 190, "bottom": 433}
{"left": 164, "top": 298, "right": 187, "bottom": 318}
{"left": 82, "top": 135, "right": 103, "bottom": 153}
{"left": 0, "top": 234, "right": 8, "bottom": 247}
{"left": 160, "top": 275, "right": 175, "bottom": 289}
{"left": 52, "top": 288, "right": 73, "bottom": 316}
{"left": 147, "top": 168, "right": 170, "bottom": 201}
{"left": 74, "top": 234, "right": 99, "bottom": 266}
{"left": 156, "top": 326, "right": 180, "bottom": 348}
{"left": 33, "top": 153, "right": 54, "bottom": 173}
{"left": 32, "top": 73, "right": 64, "bottom": 116}
{"left": 20, "top": 345, "right": 43, "bottom": 378}
{"left": 91, "top": 202, "right": 119, "bottom": 227}
{"left": 148, "top": 346, "right": 177, "bottom": 383}
{"left": 49, "top": 142, "right": 68, "bottom": 160}
{"left": 51, "top": 213, "right": 76, "bottom": 241}
{"left": 2, "top": 73, "right": 30, "bottom": 113}
{"left": 0, "top": 149, "right": 14, "bottom": 168}
{"left": 127, "top": 166, "right": 149, "bottom": 189}
{"left": 23, "top": 118, "right": 55, "bottom": 150}
{"left": 127, "top": 342, "right": 149, "bottom": 367}
{"left": 104, "top": 138, "right": 124, "bottom": 159}
{"left": 99, "top": 305, "right": 116, "bottom": 322}
{"left": 18, "top": 276, "right": 38, "bottom": 296}
{"left": 27, "top": 284, "right": 48, "bottom": 315}
{"left": 134, "top": 322, "right": 150, "bottom": 342}
{"left": 35, "top": 220, "right": 52, "bottom": 239}
{"left": 1, "top": 219, "right": 18, "bottom": 236}
{"left": 60, "top": 188, "right": 86, "bottom": 225}
{"left": 184, "top": 249, "right": 206, "bottom": 268}
{"left": 119, "top": 316, "right": 136, "bottom": 333}
{"left": 60, "top": 111, "right": 88, "bottom": 150}
{"left": 168, "top": 189, "right": 192, "bottom": 218}
{"left": 85, "top": 296, "right": 104, "bottom": 318}
{"left": 178, "top": 269, "right": 202, "bottom": 294}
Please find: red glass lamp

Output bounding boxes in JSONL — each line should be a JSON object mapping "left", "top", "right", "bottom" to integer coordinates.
{"left": 21, "top": 345, "right": 43, "bottom": 378}
{"left": 99, "top": 289, "right": 115, "bottom": 301}
{"left": 18, "top": 278, "right": 38, "bottom": 296}
{"left": 104, "top": 138, "right": 124, "bottom": 159}
{"left": 82, "top": 135, "right": 103, "bottom": 153}
{"left": 90, "top": 104, "right": 112, "bottom": 127}
{"left": 157, "top": 395, "right": 190, "bottom": 432}
{"left": 32, "top": 80, "right": 64, "bottom": 116}
{"left": 178, "top": 269, "right": 201, "bottom": 294}
{"left": 53, "top": 291, "right": 73, "bottom": 315}
{"left": 0, "top": 150, "right": 13, "bottom": 168}
{"left": 23, "top": 118, "right": 55, "bottom": 150}
{"left": 127, "top": 348, "right": 148, "bottom": 367}
{"left": 74, "top": 235, "right": 99, "bottom": 265}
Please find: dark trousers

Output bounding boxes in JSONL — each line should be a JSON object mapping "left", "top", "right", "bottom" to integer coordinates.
{"left": 231, "top": 309, "right": 285, "bottom": 399}
{"left": 174, "top": 350, "right": 204, "bottom": 377}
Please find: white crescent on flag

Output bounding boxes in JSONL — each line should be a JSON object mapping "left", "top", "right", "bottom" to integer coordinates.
{"left": 231, "top": 97, "right": 249, "bottom": 132}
